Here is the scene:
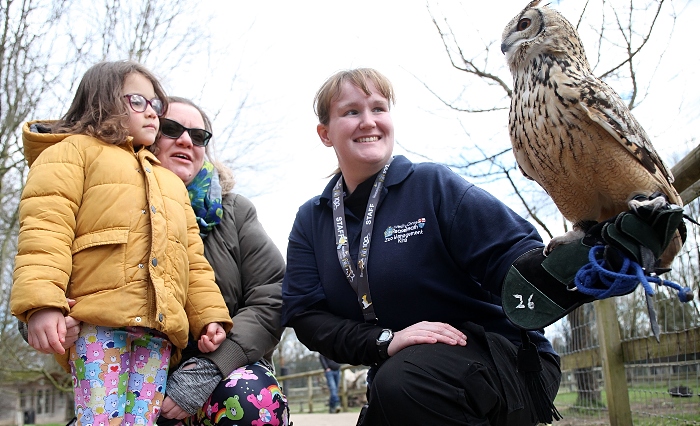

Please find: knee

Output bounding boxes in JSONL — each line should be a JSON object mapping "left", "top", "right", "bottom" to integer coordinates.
{"left": 370, "top": 345, "right": 503, "bottom": 409}
{"left": 369, "top": 348, "right": 428, "bottom": 403}
{"left": 211, "top": 364, "right": 289, "bottom": 424}
{"left": 371, "top": 356, "right": 407, "bottom": 391}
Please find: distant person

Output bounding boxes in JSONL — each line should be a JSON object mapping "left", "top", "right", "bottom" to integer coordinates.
{"left": 10, "top": 61, "right": 232, "bottom": 425}
{"left": 320, "top": 354, "right": 342, "bottom": 413}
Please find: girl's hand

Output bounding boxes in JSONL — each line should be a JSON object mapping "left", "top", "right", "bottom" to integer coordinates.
{"left": 388, "top": 321, "right": 467, "bottom": 357}
{"left": 27, "top": 308, "right": 68, "bottom": 354}
{"left": 197, "top": 322, "right": 226, "bottom": 353}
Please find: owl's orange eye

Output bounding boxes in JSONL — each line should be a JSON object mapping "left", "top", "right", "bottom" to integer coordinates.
{"left": 517, "top": 18, "right": 531, "bottom": 31}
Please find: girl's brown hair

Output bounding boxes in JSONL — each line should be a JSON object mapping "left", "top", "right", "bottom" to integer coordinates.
{"left": 53, "top": 60, "right": 168, "bottom": 146}
{"left": 313, "top": 68, "right": 395, "bottom": 125}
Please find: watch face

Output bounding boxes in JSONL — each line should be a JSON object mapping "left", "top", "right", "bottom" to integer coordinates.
{"left": 378, "top": 329, "right": 392, "bottom": 342}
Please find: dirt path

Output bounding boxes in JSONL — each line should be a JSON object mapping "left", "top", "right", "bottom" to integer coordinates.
{"left": 290, "top": 412, "right": 359, "bottom": 426}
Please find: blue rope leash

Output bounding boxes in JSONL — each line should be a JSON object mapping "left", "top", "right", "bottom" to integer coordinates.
{"left": 574, "top": 245, "right": 692, "bottom": 303}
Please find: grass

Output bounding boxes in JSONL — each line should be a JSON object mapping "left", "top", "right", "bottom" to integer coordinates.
{"left": 555, "top": 384, "right": 700, "bottom": 425}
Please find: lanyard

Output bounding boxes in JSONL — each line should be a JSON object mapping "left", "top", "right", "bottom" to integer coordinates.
{"left": 332, "top": 158, "right": 393, "bottom": 323}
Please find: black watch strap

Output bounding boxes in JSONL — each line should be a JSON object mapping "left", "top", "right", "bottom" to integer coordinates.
{"left": 376, "top": 329, "right": 393, "bottom": 360}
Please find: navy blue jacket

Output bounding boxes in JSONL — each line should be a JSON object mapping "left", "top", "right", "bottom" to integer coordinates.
{"left": 282, "top": 155, "right": 555, "bottom": 366}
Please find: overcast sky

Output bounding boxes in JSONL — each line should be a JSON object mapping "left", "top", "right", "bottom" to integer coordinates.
{"left": 162, "top": 0, "right": 700, "bottom": 256}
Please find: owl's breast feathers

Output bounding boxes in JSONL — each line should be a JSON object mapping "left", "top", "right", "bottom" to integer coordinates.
{"left": 509, "top": 53, "right": 680, "bottom": 223}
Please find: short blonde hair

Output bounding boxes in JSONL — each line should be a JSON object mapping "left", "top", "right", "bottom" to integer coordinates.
{"left": 313, "top": 68, "right": 395, "bottom": 125}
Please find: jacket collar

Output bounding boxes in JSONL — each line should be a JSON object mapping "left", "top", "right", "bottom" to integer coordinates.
{"left": 23, "top": 119, "right": 161, "bottom": 167}
{"left": 317, "top": 155, "right": 414, "bottom": 206}
{"left": 134, "top": 142, "right": 160, "bottom": 164}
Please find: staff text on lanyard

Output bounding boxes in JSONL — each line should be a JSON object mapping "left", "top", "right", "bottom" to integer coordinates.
{"left": 332, "top": 158, "right": 393, "bottom": 323}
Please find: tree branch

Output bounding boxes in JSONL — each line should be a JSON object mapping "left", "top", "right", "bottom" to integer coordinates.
{"left": 429, "top": 10, "right": 512, "bottom": 98}
{"left": 598, "top": 0, "right": 665, "bottom": 79}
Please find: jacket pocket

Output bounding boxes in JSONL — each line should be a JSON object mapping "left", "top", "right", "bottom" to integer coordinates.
{"left": 71, "top": 228, "right": 129, "bottom": 254}
{"left": 70, "top": 228, "right": 131, "bottom": 297}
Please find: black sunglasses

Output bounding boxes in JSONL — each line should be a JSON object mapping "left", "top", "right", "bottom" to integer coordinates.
{"left": 123, "top": 94, "right": 164, "bottom": 116}
{"left": 159, "top": 118, "right": 212, "bottom": 147}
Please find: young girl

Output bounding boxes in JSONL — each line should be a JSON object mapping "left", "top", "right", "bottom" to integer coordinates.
{"left": 10, "top": 60, "right": 233, "bottom": 426}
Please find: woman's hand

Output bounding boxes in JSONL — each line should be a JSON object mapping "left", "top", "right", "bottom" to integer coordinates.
{"left": 197, "top": 322, "right": 226, "bottom": 353}
{"left": 161, "top": 361, "right": 197, "bottom": 420}
{"left": 388, "top": 321, "right": 467, "bottom": 357}
{"left": 161, "top": 396, "right": 190, "bottom": 420}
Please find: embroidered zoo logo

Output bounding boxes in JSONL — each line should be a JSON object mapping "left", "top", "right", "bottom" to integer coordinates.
{"left": 384, "top": 218, "right": 426, "bottom": 244}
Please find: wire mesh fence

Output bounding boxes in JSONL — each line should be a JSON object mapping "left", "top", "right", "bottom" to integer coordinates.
{"left": 552, "top": 284, "right": 700, "bottom": 425}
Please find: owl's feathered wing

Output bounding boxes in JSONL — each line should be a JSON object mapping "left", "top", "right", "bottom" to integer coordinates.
{"left": 578, "top": 75, "right": 676, "bottom": 188}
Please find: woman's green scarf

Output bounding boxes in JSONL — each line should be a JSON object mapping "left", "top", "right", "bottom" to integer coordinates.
{"left": 186, "top": 161, "right": 223, "bottom": 236}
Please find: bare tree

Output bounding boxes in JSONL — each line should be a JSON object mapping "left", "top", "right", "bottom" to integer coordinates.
{"left": 0, "top": 0, "right": 76, "bottom": 387}
{"left": 0, "top": 0, "right": 267, "bottom": 394}
{"left": 424, "top": 0, "right": 692, "bottom": 220}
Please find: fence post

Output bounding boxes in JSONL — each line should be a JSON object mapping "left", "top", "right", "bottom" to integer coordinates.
{"left": 595, "top": 299, "right": 632, "bottom": 426}
{"left": 671, "top": 143, "right": 700, "bottom": 204}
{"left": 307, "top": 375, "right": 314, "bottom": 413}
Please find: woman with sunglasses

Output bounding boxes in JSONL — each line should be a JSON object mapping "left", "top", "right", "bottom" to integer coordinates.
{"left": 152, "top": 97, "right": 289, "bottom": 425}
{"left": 11, "top": 62, "right": 233, "bottom": 425}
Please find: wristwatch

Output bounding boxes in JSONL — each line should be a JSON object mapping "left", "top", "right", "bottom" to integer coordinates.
{"left": 376, "top": 328, "right": 394, "bottom": 361}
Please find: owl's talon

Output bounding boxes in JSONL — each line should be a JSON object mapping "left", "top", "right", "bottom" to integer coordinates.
{"left": 546, "top": 229, "right": 585, "bottom": 256}
{"left": 628, "top": 193, "right": 670, "bottom": 214}
{"left": 544, "top": 240, "right": 557, "bottom": 256}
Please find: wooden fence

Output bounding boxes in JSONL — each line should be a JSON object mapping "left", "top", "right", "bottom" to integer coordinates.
{"left": 277, "top": 365, "right": 367, "bottom": 414}
{"left": 556, "top": 300, "right": 700, "bottom": 425}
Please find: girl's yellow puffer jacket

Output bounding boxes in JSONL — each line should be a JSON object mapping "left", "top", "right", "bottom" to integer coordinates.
{"left": 11, "top": 121, "right": 233, "bottom": 371}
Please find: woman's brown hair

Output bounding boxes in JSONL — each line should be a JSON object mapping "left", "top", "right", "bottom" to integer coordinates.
{"left": 53, "top": 60, "right": 168, "bottom": 146}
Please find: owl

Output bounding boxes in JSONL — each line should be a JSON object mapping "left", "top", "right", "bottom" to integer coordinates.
{"left": 500, "top": 0, "right": 683, "bottom": 269}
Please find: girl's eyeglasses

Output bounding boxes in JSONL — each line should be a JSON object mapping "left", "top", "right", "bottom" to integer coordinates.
{"left": 124, "top": 94, "right": 164, "bottom": 117}
{"left": 159, "top": 118, "right": 212, "bottom": 147}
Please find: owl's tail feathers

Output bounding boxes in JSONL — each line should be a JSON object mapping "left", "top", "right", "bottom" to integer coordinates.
{"left": 660, "top": 211, "right": 699, "bottom": 270}
{"left": 659, "top": 230, "right": 683, "bottom": 270}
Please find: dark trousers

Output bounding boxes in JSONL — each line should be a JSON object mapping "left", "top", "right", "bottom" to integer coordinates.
{"left": 360, "top": 324, "right": 561, "bottom": 426}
